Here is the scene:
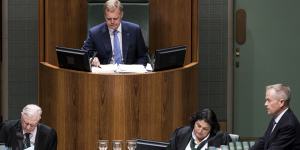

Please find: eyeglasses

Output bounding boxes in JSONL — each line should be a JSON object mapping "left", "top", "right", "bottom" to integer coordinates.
{"left": 22, "top": 119, "right": 38, "bottom": 128}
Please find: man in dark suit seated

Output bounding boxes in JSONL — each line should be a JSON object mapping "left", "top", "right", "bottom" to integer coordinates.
{"left": 251, "top": 83, "right": 300, "bottom": 150}
{"left": 82, "top": 0, "right": 148, "bottom": 66}
{"left": 0, "top": 104, "right": 57, "bottom": 150}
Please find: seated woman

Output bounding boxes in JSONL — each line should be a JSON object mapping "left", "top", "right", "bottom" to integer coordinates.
{"left": 167, "top": 108, "right": 231, "bottom": 150}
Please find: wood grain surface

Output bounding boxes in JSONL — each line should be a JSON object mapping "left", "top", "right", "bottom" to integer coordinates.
{"left": 39, "top": 62, "right": 199, "bottom": 150}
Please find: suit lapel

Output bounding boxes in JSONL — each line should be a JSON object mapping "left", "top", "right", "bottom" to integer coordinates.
{"left": 101, "top": 25, "right": 113, "bottom": 59}
{"left": 121, "top": 22, "right": 129, "bottom": 63}
{"left": 178, "top": 128, "right": 193, "bottom": 150}
{"left": 265, "top": 121, "right": 275, "bottom": 148}
{"left": 34, "top": 124, "right": 40, "bottom": 150}
{"left": 15, "top": 121, "right": 24, "bottom": 150}
{"left": 265, "top": 109, "right": 291, "bottom": 149}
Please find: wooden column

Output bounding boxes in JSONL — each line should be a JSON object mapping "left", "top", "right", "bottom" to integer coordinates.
{"left": 38, "top": 0, "right": 87, "bottom": 64}
{"left": 149, "top": 0, "right": 198, "bottom": 64}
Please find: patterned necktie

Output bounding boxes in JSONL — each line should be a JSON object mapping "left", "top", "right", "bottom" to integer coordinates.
{"left": 24, "top": 133, "right": 31, "bottom": 148}
{"left": 113, "top": 30, "right": 122, "bottom": 64}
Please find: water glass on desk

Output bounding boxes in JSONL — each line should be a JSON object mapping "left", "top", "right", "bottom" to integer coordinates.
{"left": 98, "top": 140, "right": 108, "bottom": 150}
{"left": 220, "top": 145, "right": 229, "bottom": 150}
{"left": 112, "top": 140, "right": 122, "bottom": 150}
{"left": 0, "top": 144, "right": 12, "bottom": 150}
{"left": 207, "top": 146, "right": 217, "bottom": 150}
{"left": 126, "top": 140, "right": 137, "bottom": 150}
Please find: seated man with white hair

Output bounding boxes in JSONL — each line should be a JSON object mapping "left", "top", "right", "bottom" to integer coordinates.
{"left": 0, "top": 104, "right": 57, "bottom": 150}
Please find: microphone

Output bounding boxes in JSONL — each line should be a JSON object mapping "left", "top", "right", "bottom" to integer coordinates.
{"left": 146, "top": 52, "right": 154, "bottom": 67}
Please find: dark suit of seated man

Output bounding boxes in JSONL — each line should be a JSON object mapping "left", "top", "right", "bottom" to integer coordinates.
{"left": 0, "top": 104, "right": 57, "bottom": 150}
{"left": 82, "top": 0, "right": 148, "bottom": 66}
{"left": 251, "top": 83, "right": 300, "bottom": 150}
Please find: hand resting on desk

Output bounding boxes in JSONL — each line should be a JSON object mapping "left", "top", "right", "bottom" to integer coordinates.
{"left": 90, "top": 57, "right": 101, "bottom": 68}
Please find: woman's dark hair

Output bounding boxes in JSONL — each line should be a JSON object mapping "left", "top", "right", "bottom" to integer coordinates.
{"left": 190, "top": 108, "right": 220, "bottom": 136}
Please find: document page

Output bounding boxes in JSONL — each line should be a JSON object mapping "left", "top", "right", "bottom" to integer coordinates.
{"left": 91, "top": 64, "right": 148, "bottom": 74}
{"left": 24, "top": 146, "right": 34, "bottom": 150}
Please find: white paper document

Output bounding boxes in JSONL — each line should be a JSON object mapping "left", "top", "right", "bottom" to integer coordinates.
{"left": 91, "top": 64, "right": 148, "bottom": 74}
{"left": 24, "top": 146, "right": 34, "bottom": 150}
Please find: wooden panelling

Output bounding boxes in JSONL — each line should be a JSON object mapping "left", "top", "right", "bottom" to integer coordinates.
{"left": 149, "top": 0, "right": 195, "bottom": 64}
{"left": 38, "top": 0, "right": 45, "bottom": 61}
{"left": 192, "top": 0, "right": 199, "bottom": 62}
{"left": 39, "top": 62, "right": 199, "bottom": 149}
{"left": 39, "top": 0, "right": 87, "bottom": 64}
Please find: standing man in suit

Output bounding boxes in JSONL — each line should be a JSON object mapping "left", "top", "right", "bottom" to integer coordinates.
{"left": 251, "top": 83, "right": 300, "bottom": 150}
{"left": 0, "top": 104, "right": 57, "bottom": 150}
{"left": 82, "top": 0, "right": 148, "bottom": 66}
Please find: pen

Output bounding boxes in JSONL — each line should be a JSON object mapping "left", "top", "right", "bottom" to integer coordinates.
{"left": 89, "top": 50, "right": 97, "bottom": 64}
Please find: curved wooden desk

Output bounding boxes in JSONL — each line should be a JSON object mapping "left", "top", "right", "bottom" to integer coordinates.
{"left": 39, "top": 62, "right": 198, "bottom": 150}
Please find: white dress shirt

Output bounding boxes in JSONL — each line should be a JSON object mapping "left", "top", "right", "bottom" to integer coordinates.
{"left": 23, "top": 127, "right": 37, "bottom": 147}
{"left": 185, "top": 131, "right": 210, "bottom": 150}
{"left": 272, "top": 107, "right": 289, "bottom": 132}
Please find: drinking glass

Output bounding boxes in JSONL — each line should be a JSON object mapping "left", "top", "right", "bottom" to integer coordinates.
{"left": 208, "top": 146, "right": 216, "bottom": 150}
{"left": 112, "top": 140, "right": 122, "bottom": 150}
{"left": 249, "top": 141, "right": 255, "bottom": 147}
{"left": 127, "top": 140, "right": 137, "bottom": 150}
{"left": 0, "top": 143, "right": 6, "bottom": 150}
{"left": 220, "top": 145, "right": 229, "bottom": 150}
{"left": 98, "top": 140, "right": 108, "bottom": 150}
{"left": 242, "top": 141, "right": 250, "bottom": 150}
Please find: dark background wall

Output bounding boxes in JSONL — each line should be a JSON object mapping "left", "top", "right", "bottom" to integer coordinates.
{"left": 198, "top": 0, "right": 228, "bottom": 121}
{"left": 1, "top": 0, "right": 38, "bottom": 119}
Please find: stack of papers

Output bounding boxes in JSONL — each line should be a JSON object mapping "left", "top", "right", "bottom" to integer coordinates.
{"left": 91, "top": 64, "right": 149, "bottom": 74}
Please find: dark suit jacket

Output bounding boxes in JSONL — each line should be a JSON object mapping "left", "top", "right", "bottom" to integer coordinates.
{"left": 167, "top": 126, "right": 231, "bottom": 150}
{"left": 0, "top": 120, "right": 57, "bottom": 150}
{"left": 82, "top": 20, "right": 148, "bottom": 65}
{"left": 251, "top": 109, "right": 300, "bottom": 150}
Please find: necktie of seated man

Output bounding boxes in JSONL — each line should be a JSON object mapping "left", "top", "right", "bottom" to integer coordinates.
{"left": 271, "top": 119, "right": 277, "bottom": 133}
{"left": 24, "top": 133, "right": 31, "bottom": 148}
{"left": 113, "top": 30, "right": 122, "bottom": 64}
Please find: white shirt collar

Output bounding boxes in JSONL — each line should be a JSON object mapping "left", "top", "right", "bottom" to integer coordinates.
{"left": 192, "top": 130, "right": 210, "bottom": 144}
{"left": 109, "top": 23, "right": 122, "bottom": 35}
{"left": 274, "top": 107, "right": 289, "bottom": 124}
{"left": 23, "top": 125, "right": 37, "bottom": 145}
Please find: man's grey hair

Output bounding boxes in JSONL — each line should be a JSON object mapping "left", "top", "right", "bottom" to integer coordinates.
{"left": 21, "top": 104, "right": 42, "bottom": 119}
{"left": 266, "top": 83, "right": 291, "bottom": 105}
{"left": 104, "top": 0, "right": 123, "bottom": 16}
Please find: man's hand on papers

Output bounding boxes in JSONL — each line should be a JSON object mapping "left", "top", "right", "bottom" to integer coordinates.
{"left": 91, "top": 64, "right": 147, "bottom": 73}
{"left": 90, "top": 57, "right": 101, "bottom": 68}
